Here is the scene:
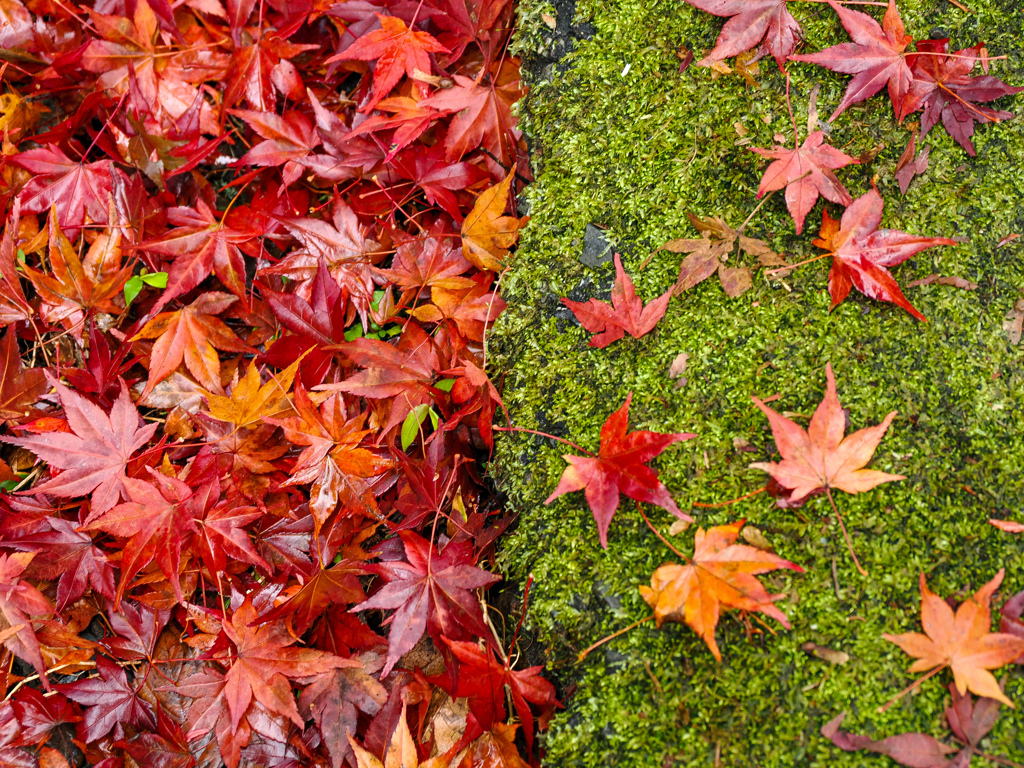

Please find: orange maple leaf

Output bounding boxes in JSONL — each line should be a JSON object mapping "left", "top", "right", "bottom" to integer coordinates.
{"left": 639, "top": 520, "right": 803, "bottom": 661}
{"left": 882, "top": 570, "right": 1024, "bottom": 708}
{"left": 460, "top": 167, "right": 525, "bottom": 272}
{"left": 750, "top": 363, "right": 905, "bottom": 502}
{"left": 134, "top": 292, "right": 251, "bottom": 397}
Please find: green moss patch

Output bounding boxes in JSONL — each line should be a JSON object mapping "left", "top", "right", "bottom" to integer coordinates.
{"left": 493, "top": 0, "right": 1024, "bottom": 765}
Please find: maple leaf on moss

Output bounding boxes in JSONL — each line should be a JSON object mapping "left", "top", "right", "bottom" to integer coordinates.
{"left": 640, "top": 520, "right": 803, "bottom": 661}
{"left": 684, "top": 0, "right": 802, "bottom": 67}
{"left": 562, "top": 254, "right": 672, "bottom": 348}
{"left": 664, "top": 213, "right": 784, "bottom": 299}
{"left": 790, "top": 0, "right": 914, "bottom": 121}
{"left": 908, "top": 39, "right": 1023, "bottom": 157}
{"left": 883, "top": 570, "right": 1024, "bottom": 707}
{"left": 750, "top": 363, "right": 904, "bottom": 504}
{"left": 810, "top": 188, "right": 957, "bottom": 320}
{"left": 821, "top": 710, "right": 956, "bottom": 767}
{"left": 4, "top": 375, "right": 158, "bottom": 516}
{"left": 331, "top": 15, "right": 448, "bottom": 113}
{"left": 750, "top": 131, "right": 859, "bottom": 235}
{"left": 545, "top": 393, "right": 694, "bottom": 548}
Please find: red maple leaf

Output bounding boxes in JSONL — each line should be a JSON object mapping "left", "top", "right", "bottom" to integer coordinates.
{"left": 316, "top": 321, "right": 444, "bottom": 434}
{"left": 0, "top": 552, "right": 53, "bottom": 686}
{"left": 4, "top": 516, "right": 116, "bottom": 611}
{"left": 439, "top": 638, "right": 559, "bottom": 752}
{"left": 83, "top": 472, "right": 201, "bottom": 606}
{"left": 908, "top": 40, "right": 1023, "bottom": 157}
{"left": 0, "top": 203, "right": 38, "bottom": 326}
{"left": 4, "top": 376, "right": 158, "bottom": 516}
{"left": 330, "top": 15, "right": 448, "bottom": 113}
{"left": 353, "top": 531, "right": 500, "bottom": 675}
{"left": 141, "top": 201, "right": 261, "bottom": 311}
{"left": 545, "top": 394, "right": 694, "bottom": 547}
{"left": 422, "top": 59, "right": 525, "bottom": 165}
{"left": 812, "top": 188, "right": 957, "bottom": 320}
{"left": 230, "top": 108, "right": 322, "bottom": 188}
{"left": 298, "top": 652, "right": 388, "bottom": 768}
{"left": 375, "top": 226, "right": 475, "bottom": 303}
{"left": 56, "top": 655, "right": 156, "bottom": 742}
{"left": 561, "top": 254, "right": 673, "bottom": 348}
{"left": 134, "top": 291, "right": 251, "bottom": 398}
{"left": 790, "top": 0, "right": 914, "bottom": 121}
{"left": 11, "top": 145, "right": 111, "bottom": 238}
{"left": 0, "top": 328, "right": 47, "bottom": 427}
{"left": 269, "top": 384, "right": 391, "bottom": 526}
{"left": 750, "top": 131, "right": 859, "bottom": 234}
{"left": 219, "top": 592, "right": 355, "bottom": 732}
{"left": 684, "top": 0, "right": 802, "bottom": 67}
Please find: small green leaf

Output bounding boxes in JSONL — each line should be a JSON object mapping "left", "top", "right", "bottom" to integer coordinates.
{"left": 0, "top": 480, "right": 19, "bottom": 492}
{"left": 141, "top": 271, "right": 168, "bottom": 288}
{"left": 428, "top": 407, "right": 439, "bottom": 430}
{"left": 401, "top": 404, "right": 431, "bottom": 451}
{"left": 344, "top": 325, "right": 365, "bottom": 341}
{"left": 433, "top": 379, "right": 456, "bottom": 392}
{"left": 16, "top": 249, "right": 25, "bottom": 263}
{"left": 124, "top": 275, "right": 144, "bottom": 308}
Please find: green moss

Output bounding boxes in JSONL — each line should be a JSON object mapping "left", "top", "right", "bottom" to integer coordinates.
{"left": 495, "top": 0, "right": 1024, "bottom": 765}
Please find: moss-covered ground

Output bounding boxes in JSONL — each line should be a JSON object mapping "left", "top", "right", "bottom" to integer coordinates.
{"left": 491, "top": 0, "right": 1024, "bottom": 765}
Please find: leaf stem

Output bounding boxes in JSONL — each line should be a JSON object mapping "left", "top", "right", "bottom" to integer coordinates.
{"left": 766, "top": 251, "right": 830, "bottom": 276}
{"left": 877, "top": 664, "right": 945, "bottom": 712}
{"left": 635, "top": 500, "right": 689, "bottom": 561}
{"left": 492, "top": 425, "right": 595, "bottom": 456}
{"left": 785, "top": 71, "right": 798, "bottom": 149}
{"left": 826, "top": 487, "right": 868, "bottom": 576}
{"left": 692, "top": 486, "right": 767, "bottom": 508}
{"left": 738, "top": 189, "right": 777, "bottom": 233}
{"left": 577, "top": 615, "right": 654, "bottom": 661}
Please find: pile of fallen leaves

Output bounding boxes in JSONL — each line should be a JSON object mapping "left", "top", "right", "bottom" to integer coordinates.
{"left": 0, "top": 0, "right": 552, "bottom": 766}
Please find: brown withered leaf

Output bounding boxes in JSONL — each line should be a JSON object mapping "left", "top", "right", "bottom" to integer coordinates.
{"left": 662, "top": 213, "right": 785, "bottom": 298}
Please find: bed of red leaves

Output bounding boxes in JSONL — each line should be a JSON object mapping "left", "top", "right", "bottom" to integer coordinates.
{"left": 0, "top": 1, "right": 552, "bottom": 767}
